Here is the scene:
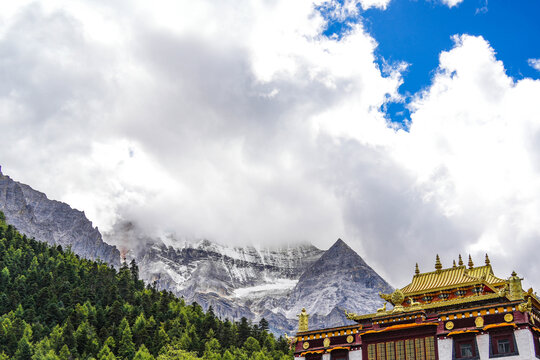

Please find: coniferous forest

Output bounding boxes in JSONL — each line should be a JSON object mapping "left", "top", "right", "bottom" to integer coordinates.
{"left": 0, "top": 211, "right": 293, "bottom": 360}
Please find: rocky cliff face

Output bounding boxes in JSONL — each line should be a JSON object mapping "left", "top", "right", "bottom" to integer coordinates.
{"left": 0, "top": 170, "right": 121, "bottom": 267}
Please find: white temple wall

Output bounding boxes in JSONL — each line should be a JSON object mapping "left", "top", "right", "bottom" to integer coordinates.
{"left": 437, "top": 329, "right": 536, "bottom": 360}
{"left": 476, "top": 333, "right": 489, "bottom": 359}
{"left": 348, "top": 349, "right": 362, "bottom": 360}
{"left": 514, "top": 328, "right": 535, "bottom": 359}
{"left": 437, "top": 337, "right": 453, "bottom": 359}
{"left": 322, "top": 354, "right": 331, "bottom": 360}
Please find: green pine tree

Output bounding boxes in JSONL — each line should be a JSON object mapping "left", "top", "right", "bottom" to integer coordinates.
{"left": 133, "top": 345, "right": 154, "bottom": 360}
{"left": 14, "top": 336, "right": 33, "bottom": 360}
{"left": 118, "top": 324, "right": 135, "bottom": 360}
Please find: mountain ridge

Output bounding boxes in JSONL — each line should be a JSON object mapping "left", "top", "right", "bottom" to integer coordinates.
{"left": 0, "top": 169, "right": 393, "bottom": 334}
{"left": 0, "top": 169, "right": 121, "bottom": 267}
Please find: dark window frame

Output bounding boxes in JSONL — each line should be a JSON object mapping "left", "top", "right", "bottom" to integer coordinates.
{"left": 534, "top": 331, "right": 540, "bottom": 359}
{"left": 330, "top": 349, "right": 349, "bottom": 360}
{"left": 305, "top": 354, "right": 323, "bottom": 360}
{"left": 452, "top": 335, "right": 480, "bottom": 360}
{"left": 488, "top": 330, "right": 519, "bottom": 358}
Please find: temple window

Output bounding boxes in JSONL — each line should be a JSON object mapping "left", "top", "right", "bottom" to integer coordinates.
{"left": 439, "top": 293, "right": 449, "bottom": 300}
{"left": 306, "top": 354, "right": 322, "bottom": 360}
{"left": 472, "top": 287, "right": 483, "bottom": 295}
{"left": 365, "top": 336, "right": 436, "bottom": 360}
{"left": 488, "top": 331, "right": 518, "bottom": 358}
{"left": 453, "top": 336, "right": 479, "bottom": 360}
{"left": 330, "top": 349, "right": 348, "bottom": 360}
{"left": 534, "top": 331, "right": 540, "bottom": 358}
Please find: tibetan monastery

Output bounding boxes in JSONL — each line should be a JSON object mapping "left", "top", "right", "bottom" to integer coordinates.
{"left": 293, "top": 254, "right": 540, "bottom": 360}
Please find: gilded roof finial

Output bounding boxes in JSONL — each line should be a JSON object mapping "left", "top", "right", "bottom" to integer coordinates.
{"left": 415, "top": 263, "right": 420, "bottom": 275}
{"left": 435, "top": 255, "right": 442, "bottom": 271}
{"left": 468, "top": 255, "right": 474, "bottom": 269}
{"left": 297, "top": 308, "right": 309, "bottom": 332}
{"left": 453, "top": 260, "right": 457, "bottom": 268}
{"left": 485, "top": 253, "right": 490, "bottom": 265}
{"left": 458, "top": 254, "right": 463, "bottom": 266}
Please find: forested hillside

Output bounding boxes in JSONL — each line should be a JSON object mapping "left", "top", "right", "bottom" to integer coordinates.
{"left": 0, "top": 211, "right": 292, "bottom": 359}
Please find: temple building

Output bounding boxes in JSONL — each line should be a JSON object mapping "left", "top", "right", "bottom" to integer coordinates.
{"left": 293, "top": 254, "right": 540, "bottom": 360}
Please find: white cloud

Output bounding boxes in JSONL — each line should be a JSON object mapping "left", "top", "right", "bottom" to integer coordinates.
{"left": 358, "top": 0, "right": 391, "bottom": 10}
{"left": 1, "top": 1, "right": 540, "bottom": 291}
{"left": 441, "top": 0, "right": 464, "bottom": 8}
{"left": 529, "top": 58, "right": 540, "bottom": 71}
{"left": 389, "top": 35, "right": 540, "bottom": 287}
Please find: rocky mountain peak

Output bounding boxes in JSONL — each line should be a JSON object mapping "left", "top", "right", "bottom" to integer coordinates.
{"left": 298, "top": 238, "right": 368, "bottom": 281}
{"left": 287, "top": 238, "right": 393, "bottom": 326}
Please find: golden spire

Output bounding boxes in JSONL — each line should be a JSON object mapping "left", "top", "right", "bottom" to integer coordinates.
{"left": 415, "top": 263, "right": 420, "bottom": 275}
{"left": 468, "top": 255, "right": 474, "bottom": 269}
{"left": 458, "top": 254, "right": 463, "bottom": 266}
{"left": 485, "top": 253, "right": 490, "bottom": 265}
{"left": 508, "top": 271, "right": 524, "bottom": 301}
{"left": 297, "top": 308, "right": 309, "bottom": 332}
{"left": 435, "top": 255, "right": 442, "bottom": 271}
{"left": 453, "top": 260, "right": 457, "bottom": 268}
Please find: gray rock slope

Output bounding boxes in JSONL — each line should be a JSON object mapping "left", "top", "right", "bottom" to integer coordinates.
{"left": 0, "top": 170, "right": 120, "bottom": 267}
{"left": 285, "top": 239, "right": 394, "bottom": 331}
{"left": 109, "top": 222, "right": 393, "bottom": 333}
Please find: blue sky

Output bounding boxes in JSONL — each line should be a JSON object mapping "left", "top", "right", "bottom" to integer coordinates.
{"left": 322, "top": 0, "right": 540, "bottom": 124}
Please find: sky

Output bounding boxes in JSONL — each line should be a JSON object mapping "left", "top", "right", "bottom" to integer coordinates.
{"left": 1, "top": 0, "right": 540, "bottom": 289}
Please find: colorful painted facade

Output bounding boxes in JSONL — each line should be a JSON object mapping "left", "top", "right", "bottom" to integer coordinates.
{"left": 293, "top": 255, "right": 540, "bottom": 360}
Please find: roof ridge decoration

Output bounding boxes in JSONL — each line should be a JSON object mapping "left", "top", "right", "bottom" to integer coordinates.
{"left": 435, "top": 255, "right": 442, "bottom": 271}
{"left": 339, "top": 257, "right": 540, "bottom": 325}
{"left": 348, "top": 292, "right": 507, "bottom": 321}
{"left": 396, "top": 255, "right": 507, "bottom": 296}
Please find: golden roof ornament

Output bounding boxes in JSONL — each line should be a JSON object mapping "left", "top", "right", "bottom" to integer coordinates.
{"left": 297, "top": 308, "right": 309, "bottom": 332}
{"left": 508, "top": 271, "right": 524, "bottom": 301}
{"left": 458, "top": 254, "right": 464, "bottom": 266}
{"left": 344, "top": 309, "right": 360, "bottom": 320}
{"left": 485, "top": 253, "right": 490, "bottom": 265}
{"left": 435, "top": 255, "right": 442, "bottom": 271}
{"left": 415, "top": 263, "right": 420, "bottom": 275}
{"left": 468, "top": 255, "right": 474, "bottom": 269}
{"left": 452, "top": 260, "right": 457, "bottom": 268}
{"left": 518, "top": 297, "right": 532, "bottom": 313}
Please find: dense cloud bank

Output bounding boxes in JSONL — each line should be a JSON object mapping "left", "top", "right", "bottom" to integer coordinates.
{"left": 1, "top": 1, "right": 539, "bottom": 288}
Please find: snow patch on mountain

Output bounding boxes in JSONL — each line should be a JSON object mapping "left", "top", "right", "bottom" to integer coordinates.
{"left": 233, "top": 279, "right": 298, "bottom": 298}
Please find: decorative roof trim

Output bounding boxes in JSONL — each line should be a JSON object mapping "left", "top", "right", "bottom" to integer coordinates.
{"left": 361, "top": 322, "right": 438, "bottom": 335}
{"left": 352, "top": 293, "right": 505, "bottom": 321}
{"left": 483, "top": 323, "right": 517, "bottom": 331}
{"left": 327, "top": 346, "right": 351, "bottom": 352}
{"left": 401, "top": 264, "right": 506, "bottom": 295}
{"left": 447, "top": 330, "right": 479, "bottom": 336}
{"left": 300, "top": 350, "right": 325, "bottom": 356}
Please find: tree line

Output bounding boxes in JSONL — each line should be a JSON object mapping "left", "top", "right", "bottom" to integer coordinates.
{"left": 0, "top": 211, "right": 292, "bottom": 359}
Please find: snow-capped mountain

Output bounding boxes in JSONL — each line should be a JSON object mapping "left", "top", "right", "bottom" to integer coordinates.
{"left": 106, "top": 222, "right": 393, "bottom": 334}
{"left": 0, "top": 169, "right": 394, "bottom": 334}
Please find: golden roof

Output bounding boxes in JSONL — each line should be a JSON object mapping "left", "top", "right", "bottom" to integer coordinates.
{"left": 401, "top": 264, "right": 505, "bottom": 296}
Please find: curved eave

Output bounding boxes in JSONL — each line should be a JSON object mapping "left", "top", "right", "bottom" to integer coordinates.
{"left": 350, "top": 293, "right": 506, "bottom": 321}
